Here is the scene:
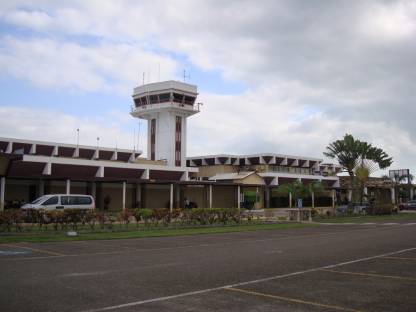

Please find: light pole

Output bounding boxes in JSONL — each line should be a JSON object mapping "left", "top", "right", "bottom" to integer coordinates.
{"left": 76, "top": 129, "right": 80, "bottom": 148}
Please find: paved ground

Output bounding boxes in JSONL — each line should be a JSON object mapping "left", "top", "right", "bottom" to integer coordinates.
{"left": 1, "top": 222, "right": 416, "bottom": 311}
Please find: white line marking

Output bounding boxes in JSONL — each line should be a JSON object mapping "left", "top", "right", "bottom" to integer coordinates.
{"left": 61, "top": 262, "right": 185, "bottom": 278}
{"left": 3, "top": 223, "right": 411, "bottom": 262}
{"left": 80, "top": 246, "right": 416, "bottom": 312}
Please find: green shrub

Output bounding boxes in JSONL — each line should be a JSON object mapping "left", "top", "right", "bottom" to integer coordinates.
{"left": 370, "top": 203, "right": 394, "bottom": 215}
{"left": 118, "top": 209, "right": 133, "bottom": 228}
{"left": 137, "top": 208, "right": 153, "bottom": 227}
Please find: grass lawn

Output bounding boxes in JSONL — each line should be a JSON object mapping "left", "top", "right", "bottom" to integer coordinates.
{"left": 314, "top": 212, "right": 416, "bottom": 224}
{"left": 0, "top": 222, "right": 318, "bottom": 244}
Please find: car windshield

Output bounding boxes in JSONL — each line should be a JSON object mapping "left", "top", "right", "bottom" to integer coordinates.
{"left": 30, "top": 196, "right": 49, "bottom": 204}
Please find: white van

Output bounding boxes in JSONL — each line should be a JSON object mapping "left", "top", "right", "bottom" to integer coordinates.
{"left": 21, "top": 194, "right": 95, "bottom": 210}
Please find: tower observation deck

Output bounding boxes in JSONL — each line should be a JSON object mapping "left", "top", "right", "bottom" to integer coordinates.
{"left": 130, "top": 80, "right": 200, "bottom": 167}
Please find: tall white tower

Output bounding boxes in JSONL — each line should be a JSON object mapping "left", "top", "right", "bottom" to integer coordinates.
{"left": 130, "top": 80, "right": 199, "bottom": 167}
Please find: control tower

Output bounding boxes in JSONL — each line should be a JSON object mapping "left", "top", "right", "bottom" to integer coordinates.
{"left": 130, "top": 80, "right": 199, "bottom": 167}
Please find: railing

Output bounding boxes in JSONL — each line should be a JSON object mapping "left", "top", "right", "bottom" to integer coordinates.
{"left": 131, "top": 101, "right": 199, "bottom": 113}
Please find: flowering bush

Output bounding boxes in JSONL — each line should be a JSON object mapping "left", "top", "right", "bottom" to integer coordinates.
{"left": 0, "top": 207, "right": 250, "bottom": 232}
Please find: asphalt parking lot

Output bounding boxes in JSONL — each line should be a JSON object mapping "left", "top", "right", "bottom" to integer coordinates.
{"left": 1, "top": 222, "right": 416, "bottom": 311}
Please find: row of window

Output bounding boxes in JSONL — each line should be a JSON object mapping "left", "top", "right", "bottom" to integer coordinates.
{"left": 134, "top": 93, "right": 196, "bottom": 107}
{"left": 175, "top": 116, "right": 182, "bottom": 166}
{"left": 43, "top": 196, "right": 92, "bottom": 206}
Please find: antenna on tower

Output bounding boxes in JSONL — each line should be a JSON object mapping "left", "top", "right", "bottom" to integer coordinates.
{"left": 183, "top": 70, "right": 190, "bottom": 82}
{"left": 133, "top": 128, "right": 136, "bottom": 153}
{"left": 142, "top": 72, "right": 145, "bottom": 85}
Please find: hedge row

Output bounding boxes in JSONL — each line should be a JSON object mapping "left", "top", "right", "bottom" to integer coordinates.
{"left": 0, "top": 208, "right": 255, "bottom": 232}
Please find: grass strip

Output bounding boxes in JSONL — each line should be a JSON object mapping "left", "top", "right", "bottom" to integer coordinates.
{"left": 314, "top": 213, "right": 416, "bottom": 224}
{"left": 0, "top": 222, "right": 317, "bottom": 243}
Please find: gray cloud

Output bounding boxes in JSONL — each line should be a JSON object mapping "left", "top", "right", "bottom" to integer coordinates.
{"left": 0, "top": 0, "right": 415, "bottom": 174}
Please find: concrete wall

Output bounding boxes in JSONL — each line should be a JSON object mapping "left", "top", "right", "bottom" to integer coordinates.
{"left": 212, "top": 185, "right": 236, "bottom": 208}
{"left": 196, "top": 165, "right": 237, "bottom": 178}
{"left": 238, "top": 174, "right": 265, "bottom": 185}
{"left": 143, "top": 184, "right": 170, "bottom": 208}
{"left": 98, "top": 182, "right": 134, "bottom": 211}
{"left": 4, "top": 179, "right": 38, "bottom": 204}
{"left": 182, "top": 185, "right": 206, "bottom": 208}
{"left": 47, "top": 181, "right": 66, "bottom": 195}
{"left": 71, "top": 181, "right": 88, "bottom": 195}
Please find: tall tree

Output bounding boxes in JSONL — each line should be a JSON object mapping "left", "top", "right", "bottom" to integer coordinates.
{"left": 324, "top": 134, "right": 393, "bottom": 202}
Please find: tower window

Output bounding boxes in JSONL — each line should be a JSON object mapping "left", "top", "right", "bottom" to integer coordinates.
{"left": 173, "top": 93, "right": 184, "bottom": 103}
{"left": 134, "top": 98, "right": 141, "bottom": 107}
{"left": 149, "top": 95, "right": 159, "bottom": 104}
{"left": 150, "top": 119, "right": 156, "bottom": 160}
{"left": 175, "top": 116, "right": 182, "bottom": 166}
{"left": 184, "top": 96, "right": 195, "bottom": 105}
{"left": 158, "top": 93, "right": 170, "bottom": 103}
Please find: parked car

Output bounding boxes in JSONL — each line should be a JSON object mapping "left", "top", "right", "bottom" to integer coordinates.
{"left": 399, "top": 200, "right": 416, "bottom": 210}
{"left": 21, "top": 194, "right": 95, "bottom": 210}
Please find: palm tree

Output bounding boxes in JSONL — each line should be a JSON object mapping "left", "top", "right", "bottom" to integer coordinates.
{"left": 277, "top": 181, "right": 324, "bottom": 208}
{"left": 277, "top": 181, "right": 309, "bottom": 208}
{"left": 385, "top": 172, "right": 414, "bottom": 203}
{"left": 324, "top": 134, "right": 393, "bottom": 203}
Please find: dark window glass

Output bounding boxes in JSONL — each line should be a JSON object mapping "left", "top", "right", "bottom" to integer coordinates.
{"left": 184, "top": 96, "right": 195, "bottom": 105}
{"left": 42, "top": 196, "right": 58, "bottom": 205}
{"left": 61, "top": 196, "right": 69, "bottom": 205}
{"left": 141, "top": 96, "right": 147, "bottom": 105}
{"left": 134, "top": 98, "right": 141, "bottom": 107}
{"left": 158, "top": 93, "right": 170, "bottom": 103}
{"left": 173, "top": 93, "right": 184, "bottom": 103}
{"left": 175, "top": 116, "right": 181, "bottom": 166}
{"left": 77, "top": 196, "right": 92, "bottom": 205}
{"left": 149, "top": 95, "right": 159, "bottom": 104}
{"left": 151, "top": 119, "right": 156, "bottom": 160}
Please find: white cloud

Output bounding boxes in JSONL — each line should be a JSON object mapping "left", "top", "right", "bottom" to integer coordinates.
{"left": 0, "top": 0, "right": 415, "bottom": 175}
{"left": 0, "top": 36, "right": 179, "bottom": 94}
{"left": 360, "top": 1, "right": 416, "bottom": 42}
{"left": 0, "top": 106, "right": 147, "bottom": 154}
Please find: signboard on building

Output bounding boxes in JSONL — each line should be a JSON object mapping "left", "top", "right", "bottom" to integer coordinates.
{"left": 389, "top": 169, "right": 410, "bottom": 181}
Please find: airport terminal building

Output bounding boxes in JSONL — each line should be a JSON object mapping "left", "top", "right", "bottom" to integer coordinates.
{"left": 0, "top": 81, "right": 342, "bottom": 211}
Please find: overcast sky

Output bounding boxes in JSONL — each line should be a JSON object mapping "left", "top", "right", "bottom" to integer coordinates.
{"left": 0, "top": 0, "right": 415, "bottom": 175}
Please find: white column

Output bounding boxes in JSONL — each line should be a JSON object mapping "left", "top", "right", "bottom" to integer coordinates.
{"left": 0, "top": 177, "right": 5, "bottom": 211}
{"left": 348, "top": 189, "right": 352, "bottom": 202}
{"left": 289, "top": 192, "right": 292, "bottom": 208}
{"left": 237, "top": 185, "right": 241, "bottom": 210}
{"left": 65, "top": 179, "right": 71, "bottom": 194}
{"left": 122, "top": 181, "right": 126, "bottom": 211}
{"left": 209, "top": 184, "right": 213, "bottom": 209}
{"left": 169, "top": 183, "right": 174, "bottom": 213}
{"left": 391, "top": 187, "right": 395, "bottom": 204}
{"left": 91, "top": 182, "right": 96, "bottom": 200}
{"left": 332, "top": 189, "right": 336, "bottom": 209}
{"left": 410, "top": 188, "right": 414, "bottom": 200}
